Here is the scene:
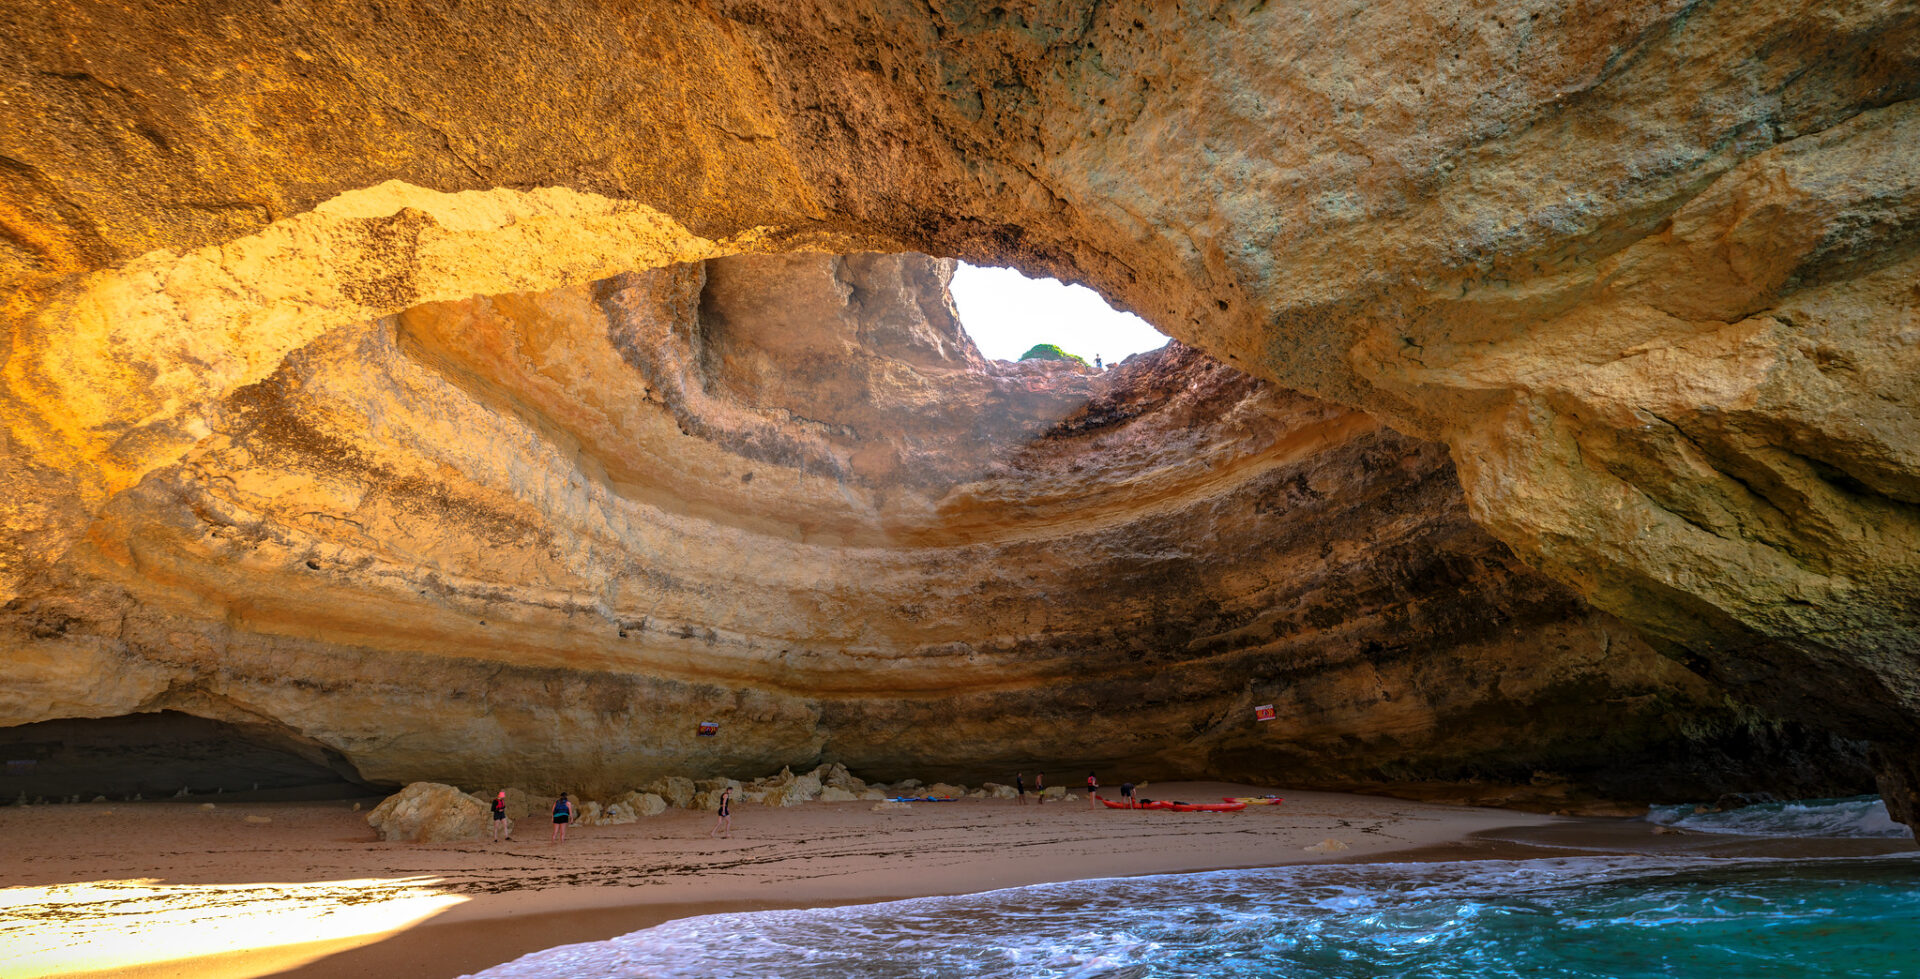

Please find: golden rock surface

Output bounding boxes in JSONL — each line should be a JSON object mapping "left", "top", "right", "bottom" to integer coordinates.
{"left": 0, "top": 253, "right": 1868, "bottom": 803}
{"left": 2, "top": 2, "right": 1915, "bottom": 811}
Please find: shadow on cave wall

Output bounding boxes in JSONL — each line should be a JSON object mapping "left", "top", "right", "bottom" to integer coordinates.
{"left": 0, "top": 711, "right": 385, "bottom": 802}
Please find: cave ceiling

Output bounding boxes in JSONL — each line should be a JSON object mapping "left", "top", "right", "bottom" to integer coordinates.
{"left": 1, "top": 0, "right": 1916, "bottom": 813}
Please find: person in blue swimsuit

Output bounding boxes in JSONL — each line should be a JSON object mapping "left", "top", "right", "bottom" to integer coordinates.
{"left": 550, "top": 793, "right": 572, "bottom": 843}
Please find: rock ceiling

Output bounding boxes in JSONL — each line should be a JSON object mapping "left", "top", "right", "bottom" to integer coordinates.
{"left": 1, "top": 1, "right": 1914, "bottom": 813}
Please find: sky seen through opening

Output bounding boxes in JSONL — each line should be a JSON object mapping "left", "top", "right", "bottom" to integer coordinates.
{"left": 949, "top": 262, "right": 1169, "bottom": 366}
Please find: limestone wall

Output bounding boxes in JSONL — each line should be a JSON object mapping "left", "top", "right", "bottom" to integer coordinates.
{"left": 0, "top": 253, "right": 1868, "bottom": 803}
{"left": 3, "top": 1, "right": 1914, "bottom": 810}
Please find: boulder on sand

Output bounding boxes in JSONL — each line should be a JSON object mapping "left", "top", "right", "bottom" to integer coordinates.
{"left": 369, "top": 782, "right": 487, "bottom": 842}
{"left": 499, "top": 787, "right": 535, "bottom": 820}
{"left": 641, "top": 776, "right": 696, "bottom": 810}
{"left": 467, "top": 786, "right": 536, "bottom": 819}
{"left": 810, "top": 762, "right": 867, "bottom": 794}
{"left": 692, "top": 779, "right": 741, "bottom": 813}
{"left": 747, "top": 767, "right": 822, "bottom": 807}
{"left": 617, "top": 791, "right": 669, "bottom": 817}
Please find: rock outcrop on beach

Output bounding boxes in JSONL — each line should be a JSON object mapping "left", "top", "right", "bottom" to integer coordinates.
{"left": 428, "top": 764, "right": 1099, "bottom": 830}
{"left": 3, "top": 2, "right": 1916, "bottom": 816}
{"left": 367, "top": 782, "right": 488, "bottom": 843}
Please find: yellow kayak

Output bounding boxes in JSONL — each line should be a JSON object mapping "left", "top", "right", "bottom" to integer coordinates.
{"left": 1222, "top": 796, "right": 1285, "bottom": 805}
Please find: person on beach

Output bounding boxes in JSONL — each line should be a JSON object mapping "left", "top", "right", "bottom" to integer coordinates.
{"left": 1035, "top": 772, "right": 1045, "bottom": 802}
{"left": 551, "top": 793, "right": 572, "bottom": 843}
{"left": 1087, "top": 772, "right": 1099, "bottom": 808}
{"left": 1120, "top": 781, "right": 1135, "bottom": 809}
{"left": 709, "top": 785, "right": 733, "bottom": 838}
{"left": 1015, "top": 772, "right": 1027, "bottom": 804}
{"left": 491, "top": 790, "right": 510, "bottom": 841}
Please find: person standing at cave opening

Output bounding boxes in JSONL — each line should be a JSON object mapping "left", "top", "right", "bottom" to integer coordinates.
{"left": 1015, "top": 772, "right": 1027, "bottom": 805}
{"left": 1087, "top": 771, "right": 1099, "bottom": 808}
{"left": 491, "top": 790, "right": 510, "bottom": 842}
{"left": 1035, "top": 772, "right": 1045, "bottom": 802}
{"left": 550, "top": 792, "right": 572, "bottom": 843}
{"left": 709, "top": 785, "right": 733, "bottom": 838}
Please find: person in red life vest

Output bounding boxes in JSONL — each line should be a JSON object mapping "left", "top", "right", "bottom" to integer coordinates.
{"left": 491, "top": 790, "right": 510, "bottom": 841}
{"left": 1087, "top": 772, "right": 1099, "bottom": 808}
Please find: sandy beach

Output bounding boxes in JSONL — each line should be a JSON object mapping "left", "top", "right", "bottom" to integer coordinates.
{"left": 1, "top": 782, "right": 1590, "bottom": 978}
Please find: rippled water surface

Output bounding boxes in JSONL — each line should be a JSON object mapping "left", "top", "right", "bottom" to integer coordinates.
{"left": 471, "top": 799, "right": 1920, "bottom": 979}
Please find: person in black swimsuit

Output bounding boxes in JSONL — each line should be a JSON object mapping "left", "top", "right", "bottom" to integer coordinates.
{"left": 491, "top": 790, "right": 510, "bottom": 841}
{"left": 1015, "top": 773, "right": 1027, "bottom": 805}
{"left": 1120, "top": 782, "right": 1135, "bottom": 809}
{"left": 709, "top": 785, "right": 733, "bottom": 838}
{"left": 1087, "top": 772, "right": 1099, "bottom": 809}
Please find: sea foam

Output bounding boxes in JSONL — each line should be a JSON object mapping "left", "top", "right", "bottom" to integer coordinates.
{"left": 1645, "top": 794, "right": 1913, "bottom": 839}
{"left": 466, "top": 848, "right": 1920, "bottom": 978}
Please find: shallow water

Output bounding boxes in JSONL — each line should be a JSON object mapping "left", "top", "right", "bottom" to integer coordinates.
{"left": 470, "top": 799, "right": 1920, "bottom": 979}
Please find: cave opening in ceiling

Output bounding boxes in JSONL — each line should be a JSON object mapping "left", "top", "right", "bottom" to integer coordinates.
{"left": 947, "top": 262, "right": 1169, "bottom": 368}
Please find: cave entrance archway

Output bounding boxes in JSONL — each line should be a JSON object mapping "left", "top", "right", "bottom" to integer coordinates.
{"left": 0, "top": 712, "right": 382, "bottom": 802}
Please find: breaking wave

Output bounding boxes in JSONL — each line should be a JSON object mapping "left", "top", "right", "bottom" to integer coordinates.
{"left": 1645, "top": 795, "right": 1913, "bottom": 840}
{"left": 466, "top": 851, "right": 1920, "bottom": 978}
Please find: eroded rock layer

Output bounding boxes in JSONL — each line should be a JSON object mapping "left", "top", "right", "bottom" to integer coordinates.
{"left": 0, "top": 254, "right": 1870, "bottom": 804}
{"left": 3, "top": 1, "right": 1915, "bottom": 810}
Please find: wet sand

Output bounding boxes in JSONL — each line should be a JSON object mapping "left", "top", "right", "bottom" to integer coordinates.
{"left": 9, "top": 783, "right": 1899, "bottom": 979}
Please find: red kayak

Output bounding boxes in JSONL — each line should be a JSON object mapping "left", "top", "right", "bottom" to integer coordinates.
{"left": 1099, "top": 797, "right": 1243, "bottom": 812}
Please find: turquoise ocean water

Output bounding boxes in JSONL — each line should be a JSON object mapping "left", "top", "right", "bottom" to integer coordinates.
{"left": 469, "top": 798, "right": 1919, "bottom": 979}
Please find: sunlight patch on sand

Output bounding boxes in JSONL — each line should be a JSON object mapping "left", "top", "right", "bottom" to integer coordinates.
{"left": 0, "top": 875, "right": 466, "bottom": 978}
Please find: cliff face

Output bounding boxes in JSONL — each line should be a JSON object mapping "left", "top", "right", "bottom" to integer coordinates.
{"left": 0, "top": 253, "right": 1868, "bottom": 803}
{"left": 2, "top": 2, "right": 1915, "bottom": 809}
